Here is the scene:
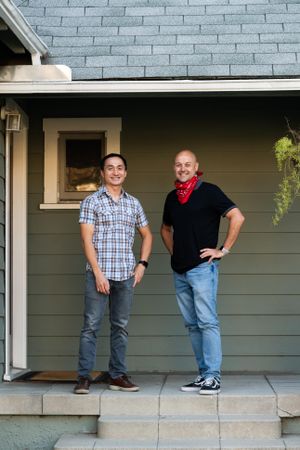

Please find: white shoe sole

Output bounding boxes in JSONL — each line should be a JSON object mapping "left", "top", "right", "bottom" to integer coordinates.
{"left": 199, "top": 388, "right": 220, "bottom": 395}
{"left": 74, "top": 389, "right": 89, "bottom": 394}
{"left": 181, "top": 387, "right": 202, "bottom": 392}
{"left": 109, "top": 385, "right": 139, "bottom": 392}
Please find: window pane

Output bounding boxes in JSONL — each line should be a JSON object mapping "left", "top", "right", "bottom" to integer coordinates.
{"left": 65, "top": 139, "right": 102, "bottom": 192}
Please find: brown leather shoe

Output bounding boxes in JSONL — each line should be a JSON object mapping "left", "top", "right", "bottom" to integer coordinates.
{"left": 109, "top": 374, "right": 139, "bottom": 392}
{"left": 74, "top": 376, "right": 90, "bottom": 394}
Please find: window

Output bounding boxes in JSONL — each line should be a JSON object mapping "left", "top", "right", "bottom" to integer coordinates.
{"left": 59, "top": 132, "right": 103, "bottom": 201}
{"left": 41, "top": 118, "right": 122, "bottom": 209}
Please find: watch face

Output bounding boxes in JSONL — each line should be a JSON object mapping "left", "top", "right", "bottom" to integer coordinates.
{"left": 139, "top": 260, "right": 148, "bottom": 268}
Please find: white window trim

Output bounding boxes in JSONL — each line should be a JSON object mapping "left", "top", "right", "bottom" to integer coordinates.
{"left": 41, "top": 117, "right": 122, "bottom": 210}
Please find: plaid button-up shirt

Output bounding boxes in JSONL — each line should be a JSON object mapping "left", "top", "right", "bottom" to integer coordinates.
{"left": 79, "top": 185, "right": 148, "bottom": 281}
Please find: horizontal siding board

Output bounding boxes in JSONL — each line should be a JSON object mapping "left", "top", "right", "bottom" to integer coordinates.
{"left": 0, "top": 294, "right": 4, "bottom": 316}
{"left": 0, "top": 272, "right": 4, "bottom": 294}
{"left": 28, "top": 211, "right": 300, "bottom": 234}
{"left": 0, "top": 318, "right": 3, "bottom": 339}
{"left": 29, "top": 191, "right": 300, "bottom": 214}
{"left": 124, "top": 151, "right": 277, "bottom": 172}
{"left": 28, "top": 232, "right": 300, "bottom": 255}
{"left": 28, "top": 172, "right": 282, "bottom": 195}
{"left": 28, "top": 191, "right": 300, "bottom": 217}
{"left": 28, "top": 315, "right": 300, "bottom": 337}
{"left": 28, "top": 274, "right": 300, "bottom": 295}
{"left": 0, "top": 201, "right": 4, "bottom": 225}
{"left": 126, "top": 172, "right": 282, "bottom": 193}
{"left": 28, "top": 294, "right": 300, "bottom": 316}
{"left": 28, "top": 253, "right": 300, "bottom": 275}
{"left": 28, "top": 336, "right": 300, "bottom": 357}
{"left": 0, "top": 342, "right": 3, "bottom": 364}
{"left": 27, "top": 355, "right": 300, "bottom": 373}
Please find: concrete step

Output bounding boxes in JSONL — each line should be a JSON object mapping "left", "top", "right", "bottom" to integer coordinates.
{"left": 98, "top": 415, "right": 159, "bottom": 439}
{"left": 219, "top": 415, "right": 281, "bottom": 439}
{"left": 219, "top": 438, "right": 285, "bottom": 450}
{"left": 159, "top": 415, "right": 281, "bottom": 440}
{"left": 53, "top": 434, "right": 157, "bottom": 449}
{"left": 54, "top": 434, "right": 300, "bottom": 450}
{"left": 159, "top": 438, "right": 286, "bottom": 450}
{"left": 159, "top": 415, "right": 219, "bottom": 439}
{"left": 161, "top": 375, "right": 276, "bottom": 416}
{"left": 97, "top": 414, "right": 281, "bottom": 440}
{"left": 100, "top": 374, "right": 164, "bottom": 416}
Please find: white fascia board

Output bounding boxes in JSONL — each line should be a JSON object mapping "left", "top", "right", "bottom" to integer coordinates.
{"left": 0, "top": 0, "right": 48, "bottom": 59}
{"left": 1, "top": 78, "right": 300, "bottom": 94}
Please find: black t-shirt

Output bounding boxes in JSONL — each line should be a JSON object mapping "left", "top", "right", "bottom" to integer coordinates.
{"left": 162, "top": 181, "right": 236, "bottom": 274}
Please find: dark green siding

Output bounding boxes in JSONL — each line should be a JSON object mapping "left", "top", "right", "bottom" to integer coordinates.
{"left": 28, "top": 96, "right": 300, "bottom": 373}
{"left": 0, "top": 119, "right": 5, "bottom": 380}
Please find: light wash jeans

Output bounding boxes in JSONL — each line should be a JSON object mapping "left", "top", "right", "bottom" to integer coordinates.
{"left": 174, "top": 261, "right": 221, "bottom": 380}
{"left": 78, "top": 270, "right": 134, "bottom": 379}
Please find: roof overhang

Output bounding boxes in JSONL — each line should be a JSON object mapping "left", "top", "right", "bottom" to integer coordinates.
{"left": 0, "top": 0, "right": 48, "bottom": 64}
{"left": 1, "top": 78, "right": 300, "bottom": 95}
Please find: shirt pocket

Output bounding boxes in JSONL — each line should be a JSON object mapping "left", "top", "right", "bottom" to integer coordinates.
{"left": 119, "top": 211, "right": 136, "bottom": 238}
{"left": 97, "top": 209, "right": 115, "bottom": 232}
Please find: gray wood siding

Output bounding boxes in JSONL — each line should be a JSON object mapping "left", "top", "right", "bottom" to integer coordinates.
{"left": 0, "top": 119, "right": 5, "bottom": 380}
{"left": 28, "top": 96, "right": 300, "bottom": 373}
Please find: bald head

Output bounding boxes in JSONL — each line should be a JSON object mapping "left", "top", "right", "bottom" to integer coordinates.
{"left": 175, "top": 149, "right": 198, "bottom": 165}
{"left": 174, "top": 149, "right": 199, "bottom": 183}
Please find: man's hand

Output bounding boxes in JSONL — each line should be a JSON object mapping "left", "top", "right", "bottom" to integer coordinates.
{"left": 133, "top": 263, "right": 146, "bottom": 287}
{"left": 94, "top": 271, "right": 110, "bottom": 294}
{"left": 200, "top": 248, "right": 223, "bottom": 263}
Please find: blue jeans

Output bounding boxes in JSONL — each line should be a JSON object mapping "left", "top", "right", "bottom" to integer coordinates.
{"left": 174, "top": 261, "right": 221, "bottom": 380}
{"left": 78, "top": 270, "right": 134, "bottom": 379}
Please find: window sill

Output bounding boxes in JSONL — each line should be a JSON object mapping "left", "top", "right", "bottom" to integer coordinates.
{"left": 39, "top": 203, "right": 80, "bottom": 210}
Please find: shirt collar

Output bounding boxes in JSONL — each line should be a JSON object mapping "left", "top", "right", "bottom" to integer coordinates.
{"left": 98, "top": 184, "right": 128, "bottom": 199}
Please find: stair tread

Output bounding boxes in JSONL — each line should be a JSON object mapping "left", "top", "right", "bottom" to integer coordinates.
{"left": 55, "top": 434, "right": 300, "bottom": 450}
{"left": 54, "top": 433, "right": 157, "bottom": 449}
{"left": 99, "top": 414, "right": 280, "bottom": 421}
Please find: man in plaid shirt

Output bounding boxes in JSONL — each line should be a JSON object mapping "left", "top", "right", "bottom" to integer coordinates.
{"left": 74, "top": 153, "right": 152, "bottom": 394}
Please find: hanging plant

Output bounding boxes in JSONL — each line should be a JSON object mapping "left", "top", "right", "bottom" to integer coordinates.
{"left": 273, "top": 121, "right": 300, "bottom": 225}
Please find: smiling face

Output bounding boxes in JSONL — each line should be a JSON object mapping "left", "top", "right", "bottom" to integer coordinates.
{"left": 174, "top": 150, "right": 199, "bottom": 183}
{"left": 101, "top": 156, "right": 127, "bottom": 188}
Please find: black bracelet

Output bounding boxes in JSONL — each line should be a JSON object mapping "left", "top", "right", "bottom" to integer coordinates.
{"left": 138, "top": 260, "right": 149, "bottom": 268}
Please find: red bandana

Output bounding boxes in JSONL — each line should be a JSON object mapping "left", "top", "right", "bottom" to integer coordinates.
{"left": 175, "top": 171, "right": 203, "bottom": 204}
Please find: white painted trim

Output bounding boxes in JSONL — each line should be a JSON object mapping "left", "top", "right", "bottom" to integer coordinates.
{"left": 0, "top": 65, "right": 72, "bottom": 82}
{"left": 3, "top": 368, "right": 30, "bottom": 382}
{"left": 4, "top": 100, "right": 28, "bottom": 381}
{"left": 42, "top": 117, "right": 122, "bottom": 206}
{"left": 31, "top": 53, "right": 41, "bottom": 66}
{"left": 4, "top": 131, "right": 11, "bottom": 381}
{"left": 1, "top": 78, "right": 300, "bottom": 94}
{"left": 0, "top": 0, "right": 48, "bottom": 57}
{"left": 40, "top": 203, "right": 80, "bottom": 210}
{"left": 11, "top": 127, "right": 27, "bottom": 369}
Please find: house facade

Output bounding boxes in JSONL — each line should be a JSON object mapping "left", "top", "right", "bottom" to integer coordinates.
{"left": 1, "top": 0, "right": 300, "bottom": 382}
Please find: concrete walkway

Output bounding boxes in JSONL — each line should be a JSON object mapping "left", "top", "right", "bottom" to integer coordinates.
{"left": 0, "top": 374, "right": 300, "bottom": 449}
{"left": 0, "top": 373, "right": 299, "bottom": 417}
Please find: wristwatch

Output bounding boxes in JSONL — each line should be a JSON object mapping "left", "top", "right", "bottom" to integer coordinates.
{"left": 138, "top": 260, "right": 149, "bottom": 268}
{"left": 220, "top": 246, "right": 230, "bottom": 256}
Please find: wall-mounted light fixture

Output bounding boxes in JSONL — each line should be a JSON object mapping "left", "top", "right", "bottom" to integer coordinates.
{"left": 0, "top": 106, "right": 21, "bottom": 132}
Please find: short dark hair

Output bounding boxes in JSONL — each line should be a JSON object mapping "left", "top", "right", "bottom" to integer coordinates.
{"left": 100, "top": 153, "right": 127, "bottom": 170}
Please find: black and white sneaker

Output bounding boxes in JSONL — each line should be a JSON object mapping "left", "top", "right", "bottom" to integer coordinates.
{"left": 199, "top": 377, "right": 220, "bottom": 395}
{"left": 181, "top": 375, "right": 205, "bottom": 392}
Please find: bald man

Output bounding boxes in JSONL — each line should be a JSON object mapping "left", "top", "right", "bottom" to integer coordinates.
{"left": 161, "top": 150, "right": 244, "bottom": 394}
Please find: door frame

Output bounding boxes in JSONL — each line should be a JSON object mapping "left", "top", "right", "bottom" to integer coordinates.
{"left": 3, "top": 100, "right": 28, "bottom": 381}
